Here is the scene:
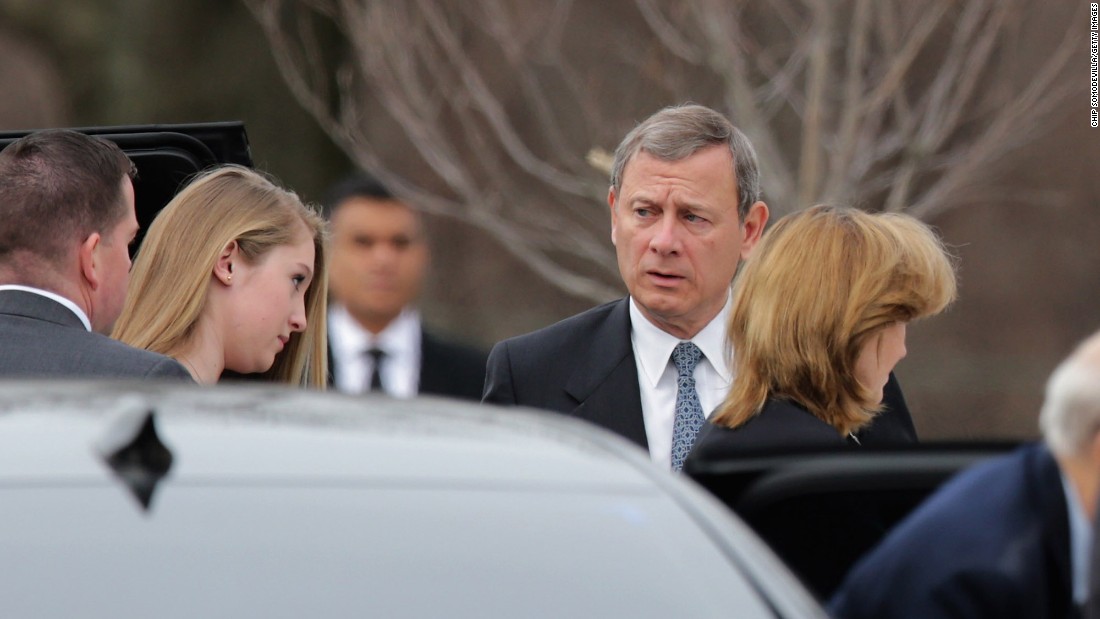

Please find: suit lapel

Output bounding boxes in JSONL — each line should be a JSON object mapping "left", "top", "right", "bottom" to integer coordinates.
{"left": 419, "top": 330, "right": 445, "bottom": 394}
{"left": 563, "top": 298, "right": 647, "bottom": 448}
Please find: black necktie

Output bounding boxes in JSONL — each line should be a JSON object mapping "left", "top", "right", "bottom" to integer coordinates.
{"left": 367, "top": 348, "right": 386, "bottom": 393}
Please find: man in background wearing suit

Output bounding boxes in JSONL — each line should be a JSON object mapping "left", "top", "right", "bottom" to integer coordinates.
{"left": 482, "top": 103, "right": 916, "bottom": 470}
{"left": 831, "top": 329, "right": 1100, "bottom": 619}
{"left": 324, "top": 174, "right": 486, "bottom": 400}
{"left": 0, "top": 129, "right": 190, "bottom": 378}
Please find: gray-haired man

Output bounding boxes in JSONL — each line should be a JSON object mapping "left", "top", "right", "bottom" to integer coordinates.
{"left": 483, "top": 103, "right": 916, "bottom": 469}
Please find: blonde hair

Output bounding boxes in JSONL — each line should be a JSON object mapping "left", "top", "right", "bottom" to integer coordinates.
{"left": 112, "top": 165, "right": 328, "bottom": 387}
{"left": 711, "top": 205, "right": 957, "bottom": 435}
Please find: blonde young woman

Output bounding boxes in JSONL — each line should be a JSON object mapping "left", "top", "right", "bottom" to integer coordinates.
{"left": 112, "top": 165, "right": 328, "bottom": 386}
{"left": 687, "top": 205, "right": 957, "bottom": 460}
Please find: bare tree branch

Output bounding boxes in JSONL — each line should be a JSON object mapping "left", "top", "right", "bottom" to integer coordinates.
{"left": 246, "top": 0, "right": 1082, "bottom": 301}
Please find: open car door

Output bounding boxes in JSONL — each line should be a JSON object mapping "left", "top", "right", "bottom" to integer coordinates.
{"left": 0, "top": 122, "right": 252, "bottom": 254}
{"left": 685, "top": 441, "right": 1018, "bottom": 599}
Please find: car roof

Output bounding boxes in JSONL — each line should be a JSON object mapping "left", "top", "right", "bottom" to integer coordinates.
{"left": 0, "top": 381, "right": 825, "bottom": 619}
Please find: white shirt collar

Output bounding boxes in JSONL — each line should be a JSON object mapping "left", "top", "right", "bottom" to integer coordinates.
{"left": 629, "top": 295, "right": 732, "bottom": 389}
{"left": 328, "top": 303, "right": 371, "bottom": 363}
{"left": 373, "top": 307, "right": 421, "bottom": 360}
{"left": 329, "top": 304, "right": 422, "bottom": 357}
{"left": 328, "top": 304, "right": 422, "bottom": 397}
{"left": 1058, "top": 469, "right": 1092, "bottom": 605}
{"left": 629, "top": 294, "right": 733, "bottom": 469}
{"left": 0, "top": 285, "right": 92, "bottom": 332}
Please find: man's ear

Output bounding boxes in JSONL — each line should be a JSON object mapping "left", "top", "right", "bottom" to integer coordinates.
{"left": 1082, "top": 432, "right": 1100, "bottom": 521}
{"left": 213, "top": 240, "right": 239, "bottom": 286}
{"left": 79, "top": 232, "right": 102, "bottom": 290}
{"left": 738, "top": 201, "right": 770, "bottom": 260}
{"left": 1087, "top": 431, "right": 1100, "bottom": 469}
{"left": 608, "top": 186, "right": 619, "bottom": 246}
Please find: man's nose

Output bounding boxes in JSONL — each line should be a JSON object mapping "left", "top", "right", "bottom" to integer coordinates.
{"left": 369, "top": 242, "right": 402, "bottom": 264}
{"left": 648, "top": 214, "right": 683, "bottom": 255}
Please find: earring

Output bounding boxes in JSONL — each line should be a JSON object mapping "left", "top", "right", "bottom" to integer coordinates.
{"left": 226, "top": 274, "right": 233, "bottom": 283}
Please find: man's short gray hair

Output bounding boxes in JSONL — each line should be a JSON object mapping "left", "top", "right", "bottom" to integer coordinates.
{"left": 1039, "top": 341, "right": 1100, "bottom": 457}
{"left": 609, "top": 103, "right": 762, "bottom": 220}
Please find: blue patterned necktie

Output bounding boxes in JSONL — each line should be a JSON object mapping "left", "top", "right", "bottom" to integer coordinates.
{"left": 670, "top": 341, "right": 704, "bottom": 471}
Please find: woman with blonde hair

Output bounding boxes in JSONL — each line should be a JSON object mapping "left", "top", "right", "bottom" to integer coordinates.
{"left": 688, "top": 204, "right": 956, "bottom": 459}
{"left": 112, "top": 165, "right": 328, "bottom": 387}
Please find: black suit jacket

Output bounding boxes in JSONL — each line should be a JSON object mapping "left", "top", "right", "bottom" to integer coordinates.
{"left": 829, "top": 443, "right": 1075, "bottom": 619}
{"left": 687, "top": 397, "right": 855, "bottom": 463}
{"left": 0, "top": 289, "right": 191, "bottom": 379}
{"left": 327, "top": 326, "right": 487, "bottom": 401}
{"left": 418, "top": 329, "right": 488, "bottom": 401}
{"left": 483, "top": 297, "right": 917, "bottom": 449}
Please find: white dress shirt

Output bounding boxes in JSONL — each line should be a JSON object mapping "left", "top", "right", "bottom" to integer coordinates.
{"left": 1059, "top": 470, "right": 1093, "bottom": 605}
{"left": 629, "top": 296, "right": 733, "bottom": 469}
{"left": 0, "top": 285, "right": 91, "bottom": 332}
{"left": 328, "top": 304, "right": 422, "bottom": 398}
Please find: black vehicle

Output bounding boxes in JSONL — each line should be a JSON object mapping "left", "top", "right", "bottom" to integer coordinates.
{"left": 0, "top": 122, "right": 252, "bottom": 255}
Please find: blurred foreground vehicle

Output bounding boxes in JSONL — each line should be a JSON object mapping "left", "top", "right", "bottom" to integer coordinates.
{"left": 0, "top": 381, "right": 826, "bottom": 618}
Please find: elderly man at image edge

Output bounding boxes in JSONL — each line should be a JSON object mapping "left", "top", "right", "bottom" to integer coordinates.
{"left": 324, "top": 174, "right": 487, "bottom": 400}
{"left": 0, "top": 129, "right": 190, "bottom": 378}
{"left": 482, "top": 104, "right": 916, "bottom": 469}
{"left": 831, "top": 329, "right": 1100, "bottom": 619}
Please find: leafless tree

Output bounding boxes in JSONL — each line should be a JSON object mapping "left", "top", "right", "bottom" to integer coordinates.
{"left": 244, "top": 0, "right": 1082, "bottom": 303}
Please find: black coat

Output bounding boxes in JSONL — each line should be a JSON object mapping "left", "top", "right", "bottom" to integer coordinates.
{"left": 418, "top": 330, "right": 488, "bottom": 401}
{"left": 686, "top": 397, "right": 855, "bottom": 462}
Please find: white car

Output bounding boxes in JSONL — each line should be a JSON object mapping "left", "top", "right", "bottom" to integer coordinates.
{"left": 0, "top": 380, "right": 826, "bottom": 618}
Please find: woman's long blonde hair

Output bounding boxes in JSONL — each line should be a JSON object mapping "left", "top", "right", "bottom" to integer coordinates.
{"left": 112, "top": 165, "right": 328, "bottom": 387}
{"left": 710, "top": 205, "right": 957, "bottom": 435}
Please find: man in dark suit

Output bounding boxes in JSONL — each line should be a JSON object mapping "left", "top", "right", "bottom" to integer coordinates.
{"left": 323, "top": 174, "right": 486, "bottom": 400}
{"left": 831, "top": 330, "right": 1100, "bottom": 619}
{"left": 0, "top": 129, "right": 190, "bottom": 378}
{"left": 483, "top": 104, "right": 915, "bottom": 470}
